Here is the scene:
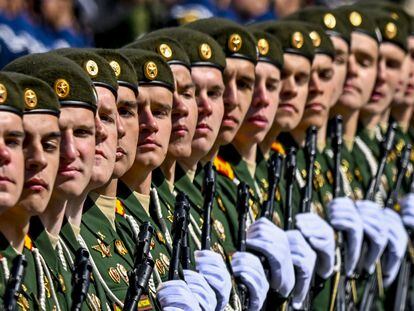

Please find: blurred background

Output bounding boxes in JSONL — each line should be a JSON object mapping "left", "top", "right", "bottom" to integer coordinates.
{"left": 0, "top": 0, "right": 411, "bottom": 68}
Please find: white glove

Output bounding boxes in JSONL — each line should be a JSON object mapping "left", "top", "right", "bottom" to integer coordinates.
{"left": 382, "top": 208, "right": 408, "bottom": 287}
{"left": 295, "top": 213, "right": 335, "bottom": 279}
{"left": 327, "top": 197, "right": 364, "bottom": 276}
{"left": 286, "top": 230, "right": 317, "bottom": 310}
{"left": 400, "top": 193, "right": 414, "bottom": 229}
{"left": 183, "top": 269, "right": 217, "bottom": 311}
{"left": 356, "top": 200, "right": 389, "bottom": 274}
{"left": 194, "top": 250, "right": 232, "bottom": 311}
{"left": 231, "top": 252, "right": 269, "bottom": 311}
{"left": 157, "top": 279, "right": 202, "bottom": 311}
{"left": 246, "top": 218, "right": 295, "bottom": 296}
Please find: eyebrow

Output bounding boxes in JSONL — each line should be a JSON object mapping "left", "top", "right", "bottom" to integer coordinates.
{"left": 118, "top": 100, "right": 138, "bottom": 108}
{"left": 180, "top": 83, "right": 196, "bottom": 90}
{"left": 8, "top": 131, "right": 25, "bottom": 138}
{"left": 210, "top": 85, "right": 225, "bottom": 92}
{"left": 240, "top": 75, "right": 255, "bottom": 85}
{"left": 44, "top": 132, "right": 61, "bottom": 140}
{"left": 153, "top": 102, "right": 172, "bottom": 112}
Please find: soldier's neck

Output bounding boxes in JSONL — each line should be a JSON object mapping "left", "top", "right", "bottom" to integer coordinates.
{"left": 203, "top": 140, "right": 221, "bottom": 163}
{"left": 64, "top": 191, "right": 88, "bottom": 230}
{"left": 290, "top": 127, "right": 307, "bottom": 148}
{"left": 41, "top": 192, "right": 67, "bottom": 237}
{"left": 317, "top": 118, "right": 328, "bottom": 151}
{"left": 160, "top": 157, "right": 176, "bottom": 185}
{"left": 232, "top": 138, "right": 257, "bottom": 163}
{"left": 391, "top": 104, "right": 413, "bottom": 133}
{"left": 178, "top": 158, "right": 198, "bottom": 173}
{"left": 94, "top": 178, "right": 118, "bottom": 197}
{"left": 340, "top": 109, "right": 360, "bottom": 143}
{"left": 259, "top": 126, "right": 281, "bottom": 159}
{"left": 121, "top": 163, "right": 153, "bottom": 195}
{"left": 0, "top": 207, "right": 29, "bottom": 253}
{"left": 359, "top": 111, "right": 382, "bottom": 130}
{"left": 380, "top": 107, "right": 391, "bottom": 125}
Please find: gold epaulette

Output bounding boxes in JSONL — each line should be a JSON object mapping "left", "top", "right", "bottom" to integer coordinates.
{"left": 115, "top": 199, "right": 125, "bottom": 217}
{"left": 271, "top": 141, "right": 286, "bottom": 155}
{"left": 213, "top": 156, "right": 235, "bottom": 180}
{"left": 24, "top": 235, "right": 32, "bottom": 251}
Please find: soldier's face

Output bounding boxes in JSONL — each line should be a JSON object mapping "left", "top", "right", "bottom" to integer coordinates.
{"left": 330, "top": 36, "right": 349, "bottom": 107}
{"left": 88, "top": 87, "right": 118, "bottom": 190}
{"left": 275, "top": 53, "right": 310, "bottom": 132}
{"left": 300, "top": 54, "right": 334, "bottom": 130}
{"left": 0, "top": 112, "right": 24, "bottom": 214}
{"left": 168, "top": 64, "right": 197, "bottom": 159}
{"left": 362, "top": 42, "right": 405, "bottom": 116}
{"left": 19, "top": 114, "right": 60, "bottom": 215}
{"left": 54, "top": 107, "right": 95, "bottom": 197}
{"left": 392, "top": 54, "right": 410, "bottom": 105}
{"left": 405, "top": 37, "right": 414, "bottom": 105}
{"left": 113, "top": 86, "right": 138, "bottom": 178}
{"left": 190, "top": 67, "right": 225, "bottom": 158}
{"left": 219, "top": 58, "right": 255, "bottom": 145}
{"left": 337, "top": 32, "right": 378, "bottom": 111}
{"left": 234, "top": 62, "right": 281, "bottom": 144}
{"left": 134, "top": 86, "right": 172, "bottom": 169}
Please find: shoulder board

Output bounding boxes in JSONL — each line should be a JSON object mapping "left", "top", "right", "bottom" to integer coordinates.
{"left": 24, "top": 235, "right": 32, "bottom": 251}
{"left": 213, "top": 156, "right": 235, "bottom": 180}
{"left": 271, "top": 141, "right": 286, "bottom": 155}
{"left": 115, "top": 199, "right": 126, "bottom": 217}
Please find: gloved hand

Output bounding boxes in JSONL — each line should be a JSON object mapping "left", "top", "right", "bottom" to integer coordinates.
{"left": 183, "top": 269, "right": 217, "bottom": 311}
{"left": 286, "top": 230, "right": 317, "bottom": 310}
{"left": 382, "top": 208, "right": 408, "bottom": 287}
{"left": 327, "top": 197, "right": 364, "bottom": 276}
{"left": 157, "top": 279, "right": 202, "bottom": 311}
{"left": 231, "top": 252, "right": 269, "bottom": 311}
{"left": 194, "top": 250, "right": 232, "bottom": 311}
{"left": 356, "top": 200, "right": 389, "bottom": 274}
{"left": 295, "top": 213, "right": 335, "bottom": 279}
{"left": 246, "top": 218, "right": 295, "bottom": 296}
{"left": 400, "top": 193, "right": 414, "bottom": 229}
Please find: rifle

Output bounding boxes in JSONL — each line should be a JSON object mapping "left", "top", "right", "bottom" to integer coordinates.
{"left": 201, "top": 162, "right": 215, "bottom": 250}
{"left": 389, "top": 144, "right": 412, "bottom": 311}
{"left": 123, "top": 222, "right": 155, "bottom": 311}
{"left": 181, "top": 201, "right": 191, "bottom": 270}
{"left": 71, "top": 248, "right": 92, "bottom": 311}
{"left": 330, "top": 115, "right": 350, "bottom": 311}
{"left": 358, "top": 122, "right": 397, "bottom": 311}
{"left": 284, "top": 148, "right": 297, "bottom": 231}
{"left": 3, "top": 254, "right": 27, "bottom": 311}
{"left": 236, "top": 182, "right": 250, "bottom": 311}
{"left": 300, "top": 126, "right": 318, "bottom": 310}
{"left": 168, "top": 192, "right": 190, "bottom": 281}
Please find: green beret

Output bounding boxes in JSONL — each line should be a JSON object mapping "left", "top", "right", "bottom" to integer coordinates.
{"left": 143, "top": 27, "right": 226, "bottom": 71}
{"left": 0, "top": 72, "right": 24, "bottom": 116}
{"left": 247, "top": 28, "right": 284, "bottom": 69}
{"left": 334, "top": 5, "right": 380, "bottom": 44}
{"left": 302, "top": 23, "right": 335, "bottom": 59}
{"left": 410, "top": 16, "right": 414, "bottom": 36}
{"left": 53, "top": 48, "right": 118, "bottom": 98}
{"left": 4, "top": 53, "right": 97, "bottom": 113}
{"left": 4, "top": 72, "right": 60, "bottom": 116}
{"left": 89, "top": 48, "right": 138, "bottom": 96}
{"left": 285, "top": 6, "right": 351, "bottom": 45}
{"left": 184, "top": 17, "right": 257, "bottom": 64}
{"left": 252, "top": 20, "right": 315, "bottom": 62}
{"left": 124, "top": 36, "right": 191, "bottom": 70}
{"left": 119, "top": 48, "right": 175, "bottom": 92}
{"left": 358, "top": 0, "right": 411, "bottom": 29}
{"left": 368, "top": 9, "right": 408, "bottom": 52}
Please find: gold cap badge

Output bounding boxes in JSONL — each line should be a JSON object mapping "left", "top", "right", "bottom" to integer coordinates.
{"left": 199, "top": 43, "right": 212, "bottom": 60}
{"left": 158, "top": 43, "right": 173, "bottom": 60}
{"left": 391, "top": 12, "right": 399, "bottom": 20}
{"left": 323, "top": 13, "right": 336, "bottom": 29}
{"left": 257, "top": 38, "right": 269, "bottom": 56}
{"left": 85, "top": 60, "right": 99, "bottom": 77}
{"left": 144, "top": 61, "right": 158, "bottom": 80}
{"left": 228, "top": 33, "right": 242, "bottom": 52}
{"left": 385, "top": 22, "right": 397, "bottom": 39}
{"left": 309, "top": 31, "right": 321, "bottom": 47}
{"left": 54, "top": 79, "right": 70, "bottom": 99}
{"left": 24, "top": 89, "right": 37, "bottom": 109}
{"left": 109, "top": 60, "right": 121, "bottom": 77}
{"left": 349, "top": 11, "right": 362, "bottom": 27}
{"left": 291, "top": 31, "right": 304, "bottom": 49}
{"left": 0, "top": 84, "right": 7, "bottom": 104}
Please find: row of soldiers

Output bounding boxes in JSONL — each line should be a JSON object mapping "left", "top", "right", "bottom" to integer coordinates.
{"left": 0, "top": 0, "right": 413, "bottom": 310}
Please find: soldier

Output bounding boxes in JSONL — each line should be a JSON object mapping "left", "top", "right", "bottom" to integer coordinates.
{"left": 0, "top": 72, "right": 28, "bottom": 308}
{"left": 4, "top": 53, "right": 99, "bottom": 310}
